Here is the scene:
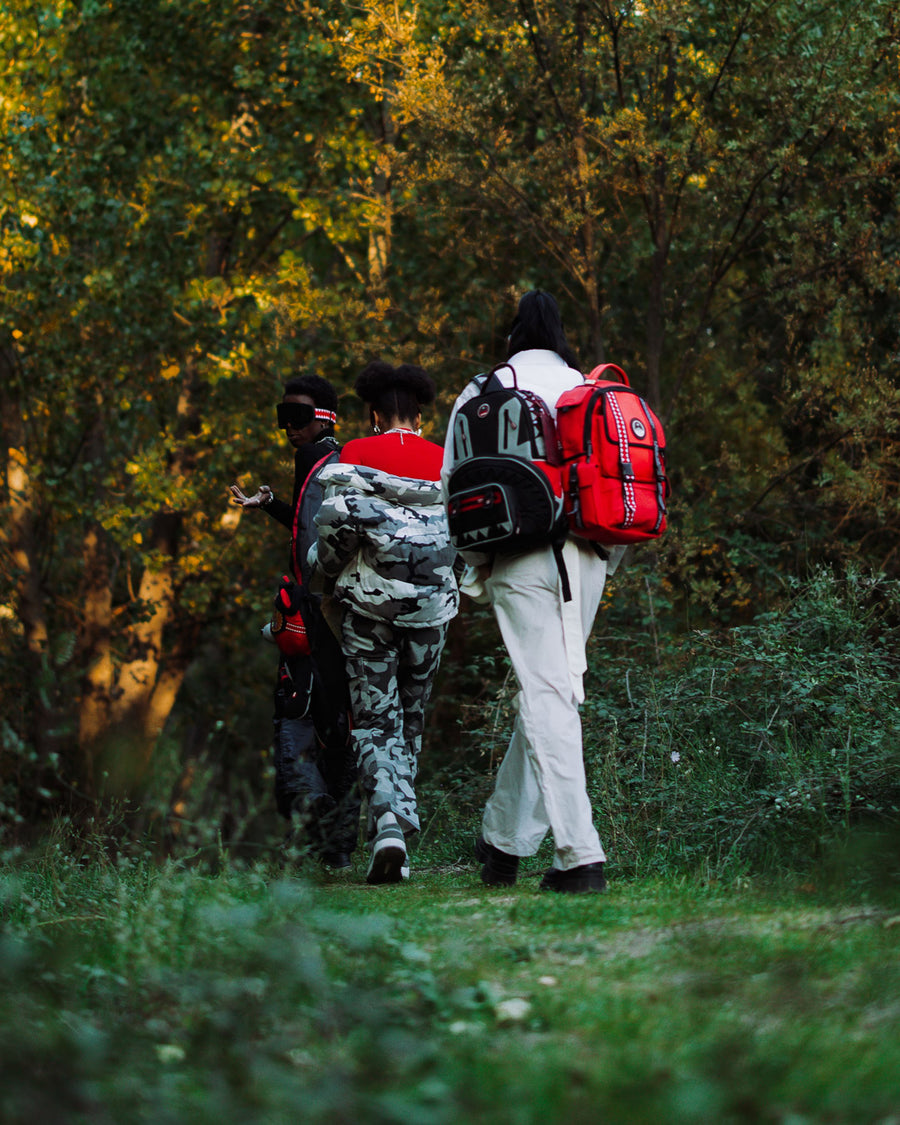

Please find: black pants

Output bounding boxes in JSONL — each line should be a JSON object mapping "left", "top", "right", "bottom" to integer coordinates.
{"left": 272, "top": 642, "right": 360, "bottom": 856}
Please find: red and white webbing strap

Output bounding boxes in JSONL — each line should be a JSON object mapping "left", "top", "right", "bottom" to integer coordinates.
{"left": 606, "top": 392, "right": 636, "bottom": 527}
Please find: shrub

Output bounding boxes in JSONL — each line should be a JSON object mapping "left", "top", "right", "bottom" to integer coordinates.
{"left": 582, "top": 567, "right": 900, "bottom": 879}
{"left": 418, "top": 566, "right": 900, "bottom": 885}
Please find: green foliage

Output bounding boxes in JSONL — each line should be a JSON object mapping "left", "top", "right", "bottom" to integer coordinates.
{"left": 1, "top": 853, "right": 416, "bottom": 1122}
{"left": 0, "top": 0, "right": 427, "bottom": 821}
{"left": 419, "top": 567, "right": 900, "bottom": 885}
{"left": 2, "top": 0, "right": 900, "bottom": 850}
{"left": 342, "top": 0, "right": 900, "bottom": 592}
{"left": 3, "top": 851, "right": 900, "bottom": 1122}
{"left": 583, "top": 566, "right": 900, "bottom": 878}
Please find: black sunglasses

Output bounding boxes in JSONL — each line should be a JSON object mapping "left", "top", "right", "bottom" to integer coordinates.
{"left": 277, "top": 402, "right": 316, "bottom": 430}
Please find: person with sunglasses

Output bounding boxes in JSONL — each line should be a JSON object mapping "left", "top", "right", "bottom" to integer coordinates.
{"left": 230, "top": 375, "right": 360, "bottom": 870}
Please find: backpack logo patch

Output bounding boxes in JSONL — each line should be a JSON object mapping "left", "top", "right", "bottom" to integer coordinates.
{"left": 477, "top": 403, "right": 490, "bottom": 418}
{"left": 630, "top": 418, "right": 646, "bottom": 440}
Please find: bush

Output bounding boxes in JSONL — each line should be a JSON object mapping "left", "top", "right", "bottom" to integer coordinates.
{"left": 582, "top": 566, "right": 900, "bottom": 879}
{"left": 0, "top": 851, "right": 445, "bottom": 1124}
{"left": 418, "top": 566, "right": 900, "bottom": 886}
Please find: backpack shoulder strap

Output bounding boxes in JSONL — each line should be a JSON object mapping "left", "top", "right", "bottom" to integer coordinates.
{"left": 551, "top": 537, "right": 572, "bottom": 602}
{"left": 291, "top": 450, "right": 339, "bottom": 583}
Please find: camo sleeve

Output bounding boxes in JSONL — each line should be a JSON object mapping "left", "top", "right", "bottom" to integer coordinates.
{"left": 314, "top": 495, "right": 363, "bottom": 578}
{"left": 314, "top": 462, "right": 460, "bottom": 627}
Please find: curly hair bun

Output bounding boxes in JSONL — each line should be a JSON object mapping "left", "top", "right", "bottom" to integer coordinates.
{"left": 355, "top": 361, "right": 436, "bottom": 406}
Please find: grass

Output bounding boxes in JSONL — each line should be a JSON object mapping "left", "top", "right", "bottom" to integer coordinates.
{"left": 3, "top": 841, "right": 900, "bottom": 1124}
{"left": 2, "top": 568, "right": 899, "bottom": 1120}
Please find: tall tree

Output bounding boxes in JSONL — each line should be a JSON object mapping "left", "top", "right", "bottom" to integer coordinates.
{"left": 341, "top": 0, "right": 897, "bottom": 402}
{"left": 335, "top": 0, "right": 900, "bottom": 588}
{"left": 0, "top": 0, "right": 414, "bottom": 821}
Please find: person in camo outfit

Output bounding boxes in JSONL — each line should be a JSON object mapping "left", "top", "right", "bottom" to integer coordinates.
{"left": 311, "top": 361, "right": 459, "bottom": 884}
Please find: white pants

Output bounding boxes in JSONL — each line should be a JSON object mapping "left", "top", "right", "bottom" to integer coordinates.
{"left": 481, "top": 539, "right": 608, "bottom": 870}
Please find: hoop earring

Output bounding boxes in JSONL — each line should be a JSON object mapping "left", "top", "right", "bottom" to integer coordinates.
{"left": 373, "top": 424, "right": 382, "bottom": 434}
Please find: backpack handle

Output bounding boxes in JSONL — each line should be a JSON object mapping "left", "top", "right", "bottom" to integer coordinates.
{"left": 480, "top": 362, "right": 518, "bottom": 394}
{"left": 585, "top": 363, "right": 629, "bottom": 387}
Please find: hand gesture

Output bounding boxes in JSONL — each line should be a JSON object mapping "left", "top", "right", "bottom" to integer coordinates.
{"left": 229, "top": 483, "right": 273, "bottom": 509}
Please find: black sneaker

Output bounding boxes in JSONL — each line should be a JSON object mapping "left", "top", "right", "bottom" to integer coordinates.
{"left": 322, "top": 851, "right": 353, "bottom": 871}
{"left": 475, "top": 836, "right": 519, "bottom": 886}
{"left": 540, "top": 862, "right": 607, "bottom": 894}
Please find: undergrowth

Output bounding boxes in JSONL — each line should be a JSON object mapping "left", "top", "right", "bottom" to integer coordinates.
{"left": 420, "top": 566, "right": 900, "bottom": 884}
{"left": 3, "top": 567, "right": 898, "bottom": 892}
{"left": 2, "top": 850, "right": 900, "bottom": 1124}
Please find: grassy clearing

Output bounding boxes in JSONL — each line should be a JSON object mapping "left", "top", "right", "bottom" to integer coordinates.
{"left": 2, "top": 565, "right": 898, "bottom": 1122}
{"left": 3, "top": 846, "right": 900, "bottom": 1124}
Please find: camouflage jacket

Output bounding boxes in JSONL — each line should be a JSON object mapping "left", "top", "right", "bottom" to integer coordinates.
{"left": 313, "top": 463, "right": 459, "bottom": 628}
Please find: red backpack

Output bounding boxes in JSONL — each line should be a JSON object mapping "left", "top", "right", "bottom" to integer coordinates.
{"left": 555, "top": 364, "right": 669, "bottom": 544}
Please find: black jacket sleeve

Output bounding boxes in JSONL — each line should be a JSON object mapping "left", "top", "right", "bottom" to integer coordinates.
{"left": 262, "top": 497, "right": 293, "bottom": 530}
{"left": 262, "top": 436, "right": 339, "bottom": 539}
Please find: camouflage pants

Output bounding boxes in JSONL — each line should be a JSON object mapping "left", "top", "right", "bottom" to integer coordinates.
{"left": 341, "top": 609, "right": 448, "bottom": 838}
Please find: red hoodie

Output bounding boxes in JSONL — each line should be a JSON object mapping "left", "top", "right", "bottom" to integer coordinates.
{"left": 339, "top": 432, "right": 444, "bottom": 482}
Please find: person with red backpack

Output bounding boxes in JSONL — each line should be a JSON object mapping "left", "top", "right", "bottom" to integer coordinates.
{"left": 442, "top": 291, "right": 625, "bottom": 894}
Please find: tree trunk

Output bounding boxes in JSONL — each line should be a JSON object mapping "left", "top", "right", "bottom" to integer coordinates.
{"left": 1, "top": 348, "right": 51, "bottom": 759}
{"left": 368, "top": 94, "right": 395, "bottom": 287}
{"left": 575, "top": 126, "right": 606, "bottom": 366}
{"left": 574, "top": 0, "right": 606, "bottom": 367}
{"left": 5, "top": 446, "right": 48, "bottom": 659}
{"left": 643, "top": 31, "right": 678, "bottom": 411}
{"left": 109, "top": 511, "right": 180, "bottom": 729}
{"left": 645, "top": 240, "right": 666, "bottom": 410}
{"left": 78, "top": 521, "right": 114, "bottom": 794}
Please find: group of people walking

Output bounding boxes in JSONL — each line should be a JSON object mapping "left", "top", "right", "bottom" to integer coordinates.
{"left": 232, "top": 291, "right": 619, "bottom": 894}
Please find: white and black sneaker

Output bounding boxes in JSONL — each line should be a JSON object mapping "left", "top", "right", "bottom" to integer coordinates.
{"left": 366, "top": 814, "right": 409, "bottom": 885}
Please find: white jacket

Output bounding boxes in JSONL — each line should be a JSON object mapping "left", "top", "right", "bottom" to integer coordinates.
{"left": 441, "top": 348, "right": 624, "bottom": 695}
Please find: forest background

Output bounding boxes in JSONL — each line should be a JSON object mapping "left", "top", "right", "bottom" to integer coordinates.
{"left": 2, "top": 0, "right": 899, "bottom": 878}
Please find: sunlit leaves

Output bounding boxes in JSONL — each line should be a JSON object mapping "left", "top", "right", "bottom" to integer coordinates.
{"left": 0, "top": 0, "right": 426, "bottom": 797}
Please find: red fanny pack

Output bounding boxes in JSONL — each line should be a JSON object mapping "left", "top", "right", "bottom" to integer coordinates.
{"left": 269, "top": 575, "right": 311, "bottom": 656}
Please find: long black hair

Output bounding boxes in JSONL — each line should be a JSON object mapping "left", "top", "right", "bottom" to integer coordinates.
{"left": 354, "top": 360, "right": 436, "bottom": 423}
{"left": 506, "top": 290, "right": 579, "bottom": 370}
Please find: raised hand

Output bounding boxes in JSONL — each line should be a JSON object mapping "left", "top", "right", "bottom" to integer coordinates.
{"left": 229, "top": 483, "right": 273, "bottom": 509}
